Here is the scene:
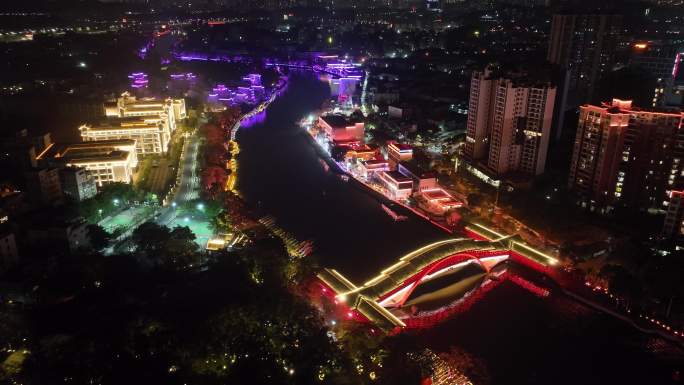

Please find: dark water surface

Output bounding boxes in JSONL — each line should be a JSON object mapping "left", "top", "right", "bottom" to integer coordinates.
{"left": 236, "top": 73, "right": 448, "bottom": 283}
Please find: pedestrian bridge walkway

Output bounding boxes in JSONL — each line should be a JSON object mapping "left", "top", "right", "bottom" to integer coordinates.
{"left": 317, "top": 223, "right": 559, "bottom": 330}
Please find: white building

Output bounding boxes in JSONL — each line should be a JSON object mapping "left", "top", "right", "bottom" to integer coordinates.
{"left": 60, "top": 166, "right": 97, "bottom": 201}
{"left": 37, "top": 139, "right": 138, "bottom": 185}
{"left": 397, "top": 162, "right": 438, "bottom": 192}
{"left": 104, "top": 92, "right": 186, "bottom": 122}
{"left": 87, "top": 93, "right": 186, "bottom": 154}
{"left": 464, "top": 65, "right": 556, "bottom": 177}
{"left": 27, "top": 219, "right": 90, "bottom": 255}
{"left": 377, "top": 170, "right": 413, "bottom": 200}
{"left": 80, "top": 116, "right": 171, "bottom": 155}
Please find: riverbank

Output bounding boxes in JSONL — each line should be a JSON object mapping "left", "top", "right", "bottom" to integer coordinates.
{"left": 302, "top": 121, "right": 455, "bottom": 234}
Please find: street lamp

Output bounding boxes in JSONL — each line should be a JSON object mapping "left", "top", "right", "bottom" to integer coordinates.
{"left": 113, "top": 198, "right": 120, "bottom": 206}
{"left": 171, "top": 202, "right": 177, "bottom": 208}
{"left": 196, "top": 203, "right": 205, "bottom": 211}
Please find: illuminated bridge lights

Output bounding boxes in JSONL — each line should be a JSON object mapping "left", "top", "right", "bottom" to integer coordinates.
{"left": 465, "top": 223, "right": 559, "bottom": 266}
{"left": 317, "top": 226, "right": 562, "bottom": 331}
{"left": 377, "top": 253, "right": 509, "bottom": 308}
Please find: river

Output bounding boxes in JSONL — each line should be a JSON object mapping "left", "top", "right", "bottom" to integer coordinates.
{"left": 236, "top": 72, "right": 448, "bottom": 284}
{"left": 235, "top": 72, "right": 684, "bottom": 384}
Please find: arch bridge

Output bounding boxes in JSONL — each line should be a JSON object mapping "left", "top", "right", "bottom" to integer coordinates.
{"left": 317, "top": 224, "right": 558, "bottom": 330}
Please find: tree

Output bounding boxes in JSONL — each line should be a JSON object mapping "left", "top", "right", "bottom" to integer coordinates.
{"left": 79, "top": 182, "right": 139, "bottom": 222}
{"left": 643, "top": 254, "right": 684, "bottom": 318}
{"left": 132, "top": 221, "right": 170, "bottom": 256}
{"left": 170, "top": 226, "right": 195, "bottom": 242}
{"left": 131, "top": 222, "right": 198, "bottom": 269}
{"left": 599, "top": 264, "right": 643, "bottom": 308}
{"left": 467, "top": 193, "right": 484, "bottom": 207}
{"left": 349, "top": 109, "right": 364, "bottom": 123}
{"left": 211, "top": 210, "right": 233, "bottom": 234}
{"left": 165, "top": 226, "right": 198, "bottom": 269}
{"left": 86, "top": 224, "right": 111, "bottom": 251}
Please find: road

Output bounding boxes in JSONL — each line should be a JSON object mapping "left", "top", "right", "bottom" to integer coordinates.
{"left": 147, "top": 158, "right": 170, "bottom": 194}
{"left": 108, "top": 132, "right": 204, "bottom": 254}
{"left": 156, "top": 132, "right": 201, "bottom": 226}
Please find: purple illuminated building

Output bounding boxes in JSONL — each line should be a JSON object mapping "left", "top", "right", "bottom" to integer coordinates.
{"left": 174, "top": 52, "right": 252, "bottom": 64}
{"left": 242, "top": 74, "right": 262, "bottom": 87}
{"left": 128, "top": 72, "right": 149, "bottom": 89}
{"left": 170, "top": 73, "right": 197, "bottom": 81}
{"left": 208, "top": 73, "right": 269, "bottom": 108}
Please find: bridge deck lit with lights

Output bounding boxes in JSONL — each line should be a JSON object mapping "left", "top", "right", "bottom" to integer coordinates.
{"left": 316, "top": 223, "right": 559, "bottom": 331}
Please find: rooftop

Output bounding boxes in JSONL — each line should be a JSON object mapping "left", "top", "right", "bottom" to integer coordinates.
{"left": 81, "top": 114, "right": 165, "bottom": 130}
{"left": 383, "top": 170, "right": 412, "bottom": 183}
{"left": 320, "top": 114, "right": 361, "bottom": 128}
{"left": 65, "top": 150, "right": 131, "bottom": 164}
{"left": 423, "top": 189, "right": 452, "bottom": 200}
{"left": 399, "top": 160, "right": 436, "bottom": 179}
{"left": 124, "top": 106, "right": 166, "bottom": 114}
{"left": 481, "top": 63, "right": 556, "bottom": 88}
{"left": 363, "top": 158, "right": 389, "bottom": 166}
{"left": 388, "top": 141, "right": 412, "bottom": 152}
{"left": 593, "top": 99, "right": 684, "bottom": 115}
{"left": 38, "top": 139, "right": 135, "bottom": 160}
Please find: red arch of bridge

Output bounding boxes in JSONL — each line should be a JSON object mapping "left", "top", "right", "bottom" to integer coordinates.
{"left": 385, "top": 252, "right": 492, "bottom": 308}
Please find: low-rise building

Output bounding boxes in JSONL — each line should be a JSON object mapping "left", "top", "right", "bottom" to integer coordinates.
{"left": 416, "top": 188, "right": 463, "bottom": 216}
{"left": 377, "top": 170, "right": 413, "bottom": 200}
{"left": 334, "top": 143, "right": 378, "bottom": 163}
{"left": 397, "top": 161, "right": 438, "bottom": 192}
{"left": 0, "top": 215, "right": 18, "bottom": 272}
{"left": 37, "top": 139, "right": 138, "bottom": 185}
{"left": 59, "top": 167, "right": 97, "bottom": 202}
{"left": 344, "top": 144, "right": 377, "bottom": 162}
{"left": 386, "top": 141, "right": 413, "bottom": 170}
{"left": 90, "top": 93, "right": 186, "bottom": 154}
{"left": 27, "top": 218, "right": 90, "bottom": 255}
{"left": 0, "top": 230, "right": 18, "bottom": 271}
{"left": 318, "top": 114, "right": 365, "bottom": 143}
{"left": 359, "top": 158, "right": 390, "bottom": 179}
{"left": 0, "top": 130, "right": 42, "bottom": 170}
{"left": 80, "top": 116, "right": 171, "bottom": 154}
{"left": 24, "top": 168, "right": 63, "bottom": 205}
{"left": 104, "top": 92, "right": 186, "bottom": 122}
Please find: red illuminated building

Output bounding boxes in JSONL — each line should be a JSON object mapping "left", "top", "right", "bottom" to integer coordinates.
{"left": 568, "top": 99, "right": 684, "bottom": 213}
{"left": 318, "top": 114, "right": 365, "bottom": 143}
{"left": 386, "top": 141, "right": 413, "bottom": 170}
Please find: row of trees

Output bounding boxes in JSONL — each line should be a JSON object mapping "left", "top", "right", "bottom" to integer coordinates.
{"left": 200, "top": 108, "right": 241, "bottom": 198}
{"left": 598, "top": 253, "right": 684, "bottom": 319}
